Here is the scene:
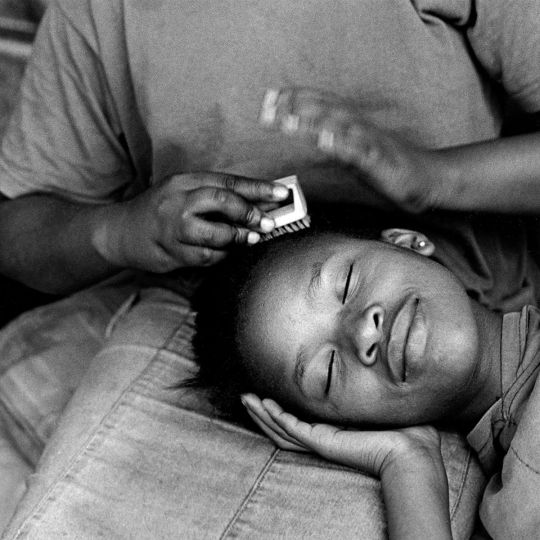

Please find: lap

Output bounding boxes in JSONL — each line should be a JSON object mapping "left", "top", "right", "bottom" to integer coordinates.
{"left": 1, "top": 283, "right": 485, "bottom": 539}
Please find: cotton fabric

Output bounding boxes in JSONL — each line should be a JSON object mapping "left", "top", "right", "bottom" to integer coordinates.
{"left": 468, "top": 306, "right": 540, "bottom": 539}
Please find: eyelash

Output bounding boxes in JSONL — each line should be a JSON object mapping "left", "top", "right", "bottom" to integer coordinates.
{"left": 324, "top": 351, "right": 335, "bottom": 395}
{"left": 325, "top": 264, "right": 354, "bottom": 396}
{"left": 342, "top": 263, "right": 354, "bottom": 304}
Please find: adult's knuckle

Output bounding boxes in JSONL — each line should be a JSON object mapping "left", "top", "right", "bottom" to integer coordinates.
{"left": 234, "top": 227, "right": 249, "bottom": 244}
{"left": 244, "top": 206, "right": 258, "bottom": 224}
{"left": 199, "top": 247, "right": 215, "bottom": 265}
{"left": 223, "top": 175, "right": 239, "bottom": 192}
{"left": 201, "top": 226, "right": 221, "bottom": 245}
{"left": 152, "top": 251, "right": 175, "bottom": 273}
{"left": 361, "top": 141, "right": 381, "bottom": 168}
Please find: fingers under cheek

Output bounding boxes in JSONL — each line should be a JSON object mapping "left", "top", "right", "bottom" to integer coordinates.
{"left": 243, "top": 397, "right": 300, "bottom": 445}
{"left": 245, "top": 409, "right": 305, "bottom": 451}
{"left": 262, "top": 400, "right": 303, "bottom": 433}
{"left": 261, "top": 398, "right": 285, "bottom": 417}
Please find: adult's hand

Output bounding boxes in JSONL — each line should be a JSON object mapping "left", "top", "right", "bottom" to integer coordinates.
{"left": 260, "top": 87, "right": 451, "bottom": 213}
{"left": 93, "top": 172, "right": 289, "bottom": 272}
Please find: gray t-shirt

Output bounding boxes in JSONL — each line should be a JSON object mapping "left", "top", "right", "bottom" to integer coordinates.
{"left": 3, "top": 0, "right": 540, "bottom": 201}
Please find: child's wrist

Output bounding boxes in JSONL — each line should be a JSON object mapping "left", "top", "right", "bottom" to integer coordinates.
{"left": 380, "top": 429, "right": 444, "bottom": 477}
{"left": 381, "top": 442, "right": 447, "bottom": 489}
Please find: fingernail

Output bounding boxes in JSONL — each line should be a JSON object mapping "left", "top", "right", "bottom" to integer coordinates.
{"left": 260, "top": 217, "right": 275, "bottom": 232}
{"left": 259, "top": 88, "right": 280, "bottom": 126}
{"left": 240, "top": 396, "right": 247, "bottom": 406}
{"left": 272, "top": 184, "right": 289, "bottom": 199}
{"left": 318, "top": 128, "right": 335, "bottom": 150}
{"left": 281, "top": 114, "right": 300, "bottom": 134}
{"left": 247, "top": 231, "right": 260, "bottom": 245}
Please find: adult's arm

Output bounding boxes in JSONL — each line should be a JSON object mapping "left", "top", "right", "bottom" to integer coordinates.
{"left": 0, "top": 3, "right": 287, "bottom": 294}
{"left": 0, "top": 2, "right": 134, "bottom": 294}
{"left": 0, "top": 193, "right": 118, "bottom": 294}
{"left": 0, "top": 174, "right": 286, "bottom": 295}
{"left": 435, "top": 130, "right": 540, "bottom": 213}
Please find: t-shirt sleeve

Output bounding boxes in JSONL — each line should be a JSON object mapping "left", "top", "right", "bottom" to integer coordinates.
{"left": 477, "top": 307, "right": 540, "bottom": 538}
{"left": 0, "top": 1, "right": 133, "bottom": 203}
{"left": 468, "top": 0, "right": 540, "bottom": 113}
{"left": 479, "top": 373, "right": 540, "bottom": 538}
{"left": 411, "top": 0, "right": 540, "bottom": 113}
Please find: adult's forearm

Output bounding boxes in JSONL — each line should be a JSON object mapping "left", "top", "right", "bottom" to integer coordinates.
{"left": 0, "top": 194, "right": 120, "bottom": 294}
{"left": 437, "top": 132, "right": 540, "bottom": 213}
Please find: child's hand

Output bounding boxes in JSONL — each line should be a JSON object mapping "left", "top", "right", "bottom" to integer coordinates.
{"left": 93, "top": 172, "right": 288, "bottom": 272}
{"left": 243, "top": 394, "right": 452, "bottom": 538}
{"left": 241, "top": 394, "right": 441, "bottom": 477}
{"left": 260, "top": 87, "right": 450, "bottom": 214}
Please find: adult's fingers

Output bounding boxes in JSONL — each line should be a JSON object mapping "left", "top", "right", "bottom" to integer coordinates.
{"left": 162, "top": 242, "right": 227, "bottom": 267}
{"left": 182, "top": 218, "right": 261, "bottom": 247}
{"left": 187, "top": 187, "right": 276, "bottom": 232}
{"left": 260, "top": 87, "right": 380, "bottom": 173}
{"left": 179, "top": 172, "right": 289, "bottom": 203}
{"left": 260, "top": 87, "right": 356, "bottom": 137}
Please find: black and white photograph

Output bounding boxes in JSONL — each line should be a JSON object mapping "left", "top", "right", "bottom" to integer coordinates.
{"left": 0, "top": 1, "right": 539, "bottom": 538}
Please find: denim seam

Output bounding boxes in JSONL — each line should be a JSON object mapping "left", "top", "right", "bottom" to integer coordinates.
{"left": 9, "top": 309, "right": 191, "bottom": 539}
{"left": 448, "top": 449, "right": 471, "bottom": 521}
{"left": 219, "top": 448, "right": 280, "bottom": 539}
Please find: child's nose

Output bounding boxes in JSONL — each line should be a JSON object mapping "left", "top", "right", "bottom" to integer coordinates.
{"left": 344, "top": 304, "right": 384, "bottom": 366}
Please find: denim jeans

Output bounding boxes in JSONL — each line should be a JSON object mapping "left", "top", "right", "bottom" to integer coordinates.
{"left": 0, "top": 279, "right": 485, "bottom": 539}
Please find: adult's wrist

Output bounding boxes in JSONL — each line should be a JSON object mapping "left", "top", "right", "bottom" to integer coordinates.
{"left": 90, "top": 201, "right": 132, "bottom": 269}
{"left": 424, "top": 148, "right": 463, "bottom": 212}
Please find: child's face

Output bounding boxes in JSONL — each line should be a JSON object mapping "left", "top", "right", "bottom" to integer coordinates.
{"left": 239, "top": 233, "right": 480, "bottom": 426}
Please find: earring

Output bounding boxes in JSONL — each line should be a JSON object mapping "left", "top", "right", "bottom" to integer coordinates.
{"left": 414, "top": 238, "right": 427, "bottom": 249}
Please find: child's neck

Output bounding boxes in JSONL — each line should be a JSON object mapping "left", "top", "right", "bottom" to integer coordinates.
{"left": 452, "top": 301, "right": 503, "bottom": 431}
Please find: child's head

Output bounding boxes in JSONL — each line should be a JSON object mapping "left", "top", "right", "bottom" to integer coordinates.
{"left": 192, "top": 225, "right": 481, "bottom": 428}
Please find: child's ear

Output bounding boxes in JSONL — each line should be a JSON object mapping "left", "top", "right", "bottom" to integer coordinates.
{"left": 380, "top": 228, "right": 435, "bottom": 257}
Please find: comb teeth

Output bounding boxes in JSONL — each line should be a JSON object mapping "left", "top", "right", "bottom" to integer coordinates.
{"left": 259, "top": 216, "right": 311, "bottom": 243}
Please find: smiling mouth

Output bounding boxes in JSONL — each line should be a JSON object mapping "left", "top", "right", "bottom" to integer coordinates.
{"left": 401, "top": 298, "right": 420, "bottom": 381}
{"left": 387, "top": 294, "right": 424, "bottom": 384}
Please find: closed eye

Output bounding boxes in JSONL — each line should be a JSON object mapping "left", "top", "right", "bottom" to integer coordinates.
{"left": 342, "top": 264, "right": 354, "bottom": 304}
{"left": 324, "top": 350, "right": 335, "bottom": 395}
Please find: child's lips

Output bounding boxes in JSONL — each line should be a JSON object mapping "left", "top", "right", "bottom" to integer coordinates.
{"left": 386, "top": 294, "right": 426, "bottom": 384}
{"left": 404, "top": 299, "right": 427, "bottom": 379}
